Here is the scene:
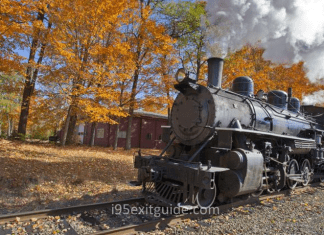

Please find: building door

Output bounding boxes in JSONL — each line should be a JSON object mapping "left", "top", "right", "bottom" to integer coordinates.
{"left": 141, "top": 119, "right": 155, "bottom": 149}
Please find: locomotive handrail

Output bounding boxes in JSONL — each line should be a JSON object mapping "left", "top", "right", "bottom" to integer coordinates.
{"left": 310, "top": 113, "right": 324, "bottom": 118}
{"left": 261, "top": 101, "right": 315, "bottom": 124}
{"left": 218, "top": 87, "right": 313, "bottom": 123}
{"left": 242, "top": 96, "right": 257, "bottom": 128}
{"left": 214, "top": 127, "right": 316, "bottom": 142}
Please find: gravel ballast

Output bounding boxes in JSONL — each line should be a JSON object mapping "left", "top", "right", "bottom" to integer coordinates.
{"left": 148, "top": 186, "right": 324, "bottom": 235}
{"left": 1, "top": 186, "right": 324, "bottom": 234}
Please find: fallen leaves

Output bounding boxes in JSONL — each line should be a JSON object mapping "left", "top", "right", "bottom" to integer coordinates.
{"left": 0, "top": 139, "right": 143, "bottom": 212}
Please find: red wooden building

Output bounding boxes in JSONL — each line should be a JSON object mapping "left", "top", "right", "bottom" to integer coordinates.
{"left": 79, "top": 111, "right": 168, "bottom": 149}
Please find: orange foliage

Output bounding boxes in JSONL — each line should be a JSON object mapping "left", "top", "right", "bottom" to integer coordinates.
{"left": 43, "top": 0, "right": 137, "bottom": 125}
{"left": 223, "top": 45, "right": 324, "bottom": 100}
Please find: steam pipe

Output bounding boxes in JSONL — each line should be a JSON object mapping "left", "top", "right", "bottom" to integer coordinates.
{"left": 208, "top": 57, "right": 224, "bottom": 88}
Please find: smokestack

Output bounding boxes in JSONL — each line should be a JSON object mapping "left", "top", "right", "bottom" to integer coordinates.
{"left": 208, "top": 57, "right": 223, "bottom": 88}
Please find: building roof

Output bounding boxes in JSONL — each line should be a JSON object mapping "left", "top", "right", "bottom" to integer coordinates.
{"left": 133, "top": 110, "right": 168, "bottom": 120}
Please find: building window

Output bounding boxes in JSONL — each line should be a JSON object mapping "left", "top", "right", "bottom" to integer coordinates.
{"left": 118, "top": 131, "right": 126, "bottom": 138}
{"left": 96, "top": 128, "right": 104, "bottom": 138}
{"left": 146, "top": 133, "right": 152, "bottom": 140}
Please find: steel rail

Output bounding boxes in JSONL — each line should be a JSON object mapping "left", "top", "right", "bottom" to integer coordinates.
{"left": 92, "top": 182, "right": 323, "bottom": 235}
{"left": 0, "top": 183, "right": 322, "bottom": 234}
{"left": 0, "top": 197, "right": 145, "bottom": 225}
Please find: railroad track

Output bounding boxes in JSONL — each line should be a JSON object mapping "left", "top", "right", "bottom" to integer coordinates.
{"left": 0, "top": 183, "right": 322, "bottom": 235}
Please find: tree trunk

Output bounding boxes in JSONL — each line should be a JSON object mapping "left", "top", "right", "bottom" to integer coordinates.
{"left": 125, "top": 113, "right": 134, "bottom": 150}
{"left": 11, "top": 119, "right": 14, "bottom": 136}
{"left": 114, "top": 87, "right": 124, "bottom": 150}
{"left": 17, "top": 12, "right": 50, "bottom": 136}
{"left": 7, "top": 114, "right": 11, "bottom": 137}
{"left": 61, "top": 106, "right": 72, "bottom": 146}
{"left": 89, "top": 122, "right": 97, "bottom": 147}
{"left": 18, "top": 80, "right": 35, "bottom": 136}
{"left": 195, "top": 37, "right": 204, "bottom": 81}
{"left": 167, "top": 92, "right": 171, "bottom": 125}
{"left": 125, "top": 69, "right": 140, "bottom": 150}
{"left": 66, "top": 113, "right": 77, "bottom": 145}
{"left": 113, "top": 117, "right": 121, "bottom": 150}
{"left": 196, "top": 59, "right": 201, "bottom": 80}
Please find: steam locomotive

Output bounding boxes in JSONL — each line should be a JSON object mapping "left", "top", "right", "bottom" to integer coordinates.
{"left": 133, "top": 57, "right": 324, "bottom": 208}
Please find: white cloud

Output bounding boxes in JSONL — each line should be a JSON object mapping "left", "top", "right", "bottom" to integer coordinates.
{"left": 206, "top": 0, "right": 324, "bottom": 81}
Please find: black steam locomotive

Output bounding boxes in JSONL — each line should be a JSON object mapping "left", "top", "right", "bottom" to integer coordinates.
{"left": 133, "top": 57, "right": 324, "bottom": 208}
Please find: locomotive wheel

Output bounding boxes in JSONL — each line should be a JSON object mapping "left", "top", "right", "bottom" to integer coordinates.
{"left": 287, "top": 159, "right": 299, "bottom": 190}
{"left": 300, "top": 159, "right": 311, "bottom": 186}
{"left": 319, "top": 165, "right": 324, "bottom": 182}
{"left": 196, "top": 187, "right": 217, "bottom": 208}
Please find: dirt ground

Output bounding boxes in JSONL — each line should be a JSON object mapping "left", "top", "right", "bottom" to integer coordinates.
{"left": 0, "top": 139, "right": 158, "bottom": 214}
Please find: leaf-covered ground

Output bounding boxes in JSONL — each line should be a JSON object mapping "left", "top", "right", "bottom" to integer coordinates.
{"left": 0, "top": 139, "right": 158, "bottom": 214}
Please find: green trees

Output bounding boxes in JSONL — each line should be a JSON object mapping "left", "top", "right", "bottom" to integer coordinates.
{"left": 159, "top": 1, "right": 208, "bottom": 80}
{"left": 0, "top": 74, "right": 23, "bottom": 137}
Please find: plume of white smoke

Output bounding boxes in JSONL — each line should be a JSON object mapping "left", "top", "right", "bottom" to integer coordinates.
{"left": 206, "top": 0, "right": 324, "bottom": 82}
{"left": 303, "top": 91, "right": 324, "bottom": 105}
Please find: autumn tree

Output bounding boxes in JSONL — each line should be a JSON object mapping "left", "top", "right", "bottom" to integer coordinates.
{"left": 1, "top": 1, "right": 57, "bottom": 138}
{"left": 223, "top": 44, "right": 324, "bottom": 99}
{"left": 141, "top": 54, "right": 178, "bottom": 120}
{"left": 14, "top": 1, "right": 54, "bottom": 136}
{"left": 0, "top": 0, "right": 27, "bottom": 74}
{"left": 124, "top": 0, "right": 174, "bottom": 150}
{"left": 269, "top": 62, "right": 323, "bottom": 100}
{"left": 28, "top": 91, "right": 66, "bottom": 139}
{"left": 41, "top": 0, "right": 135, "bottom": 146}
{"left": 112, "top": 75, "right": 133, "bottom": 150}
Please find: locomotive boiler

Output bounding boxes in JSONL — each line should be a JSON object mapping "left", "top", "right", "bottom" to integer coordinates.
{"left": 133, "top": 57, "right": 324, "bottom": 208}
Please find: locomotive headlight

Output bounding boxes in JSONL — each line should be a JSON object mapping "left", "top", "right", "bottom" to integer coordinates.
{"left": 175, "top": 68, "right": 186, "bottom": 83}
